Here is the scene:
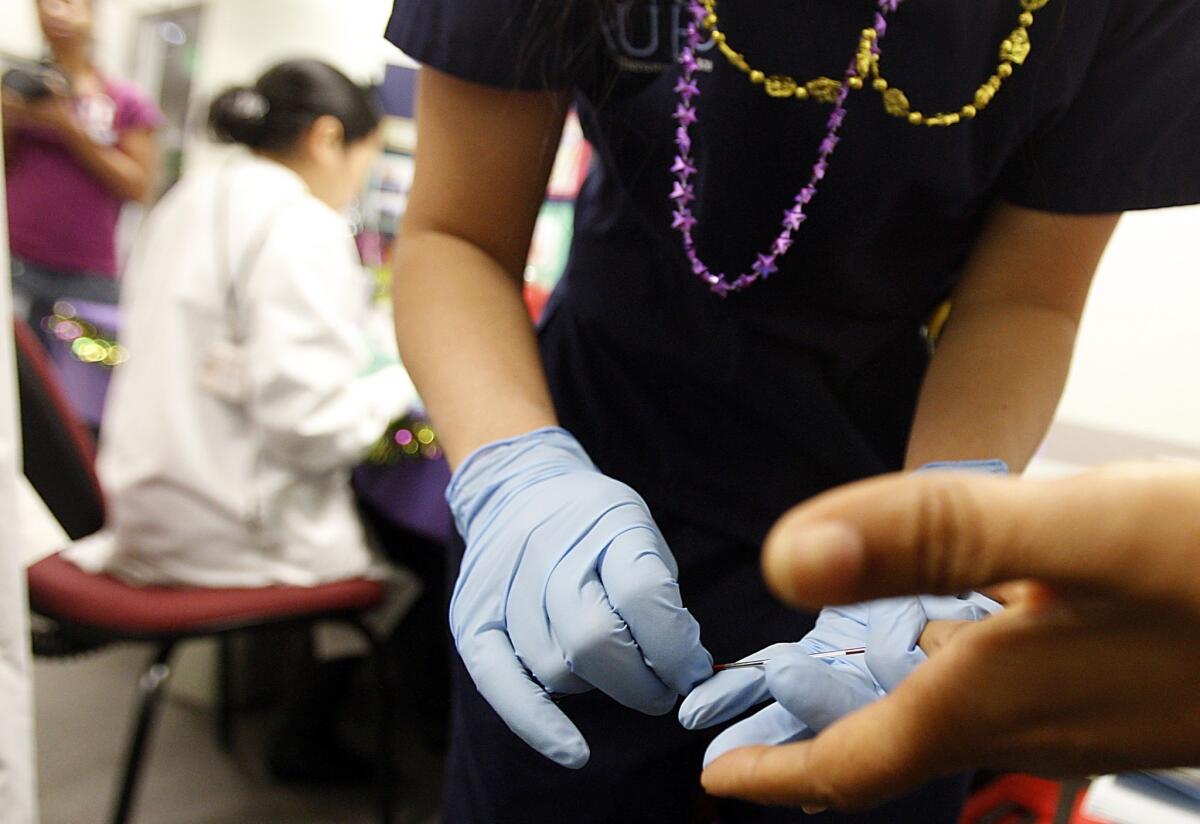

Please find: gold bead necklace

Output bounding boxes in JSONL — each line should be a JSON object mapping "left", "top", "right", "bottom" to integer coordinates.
{"left": 699, "top": 0, "right": 1051, "bottom": 126}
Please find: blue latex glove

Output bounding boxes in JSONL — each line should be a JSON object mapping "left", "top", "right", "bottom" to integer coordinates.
{"left": 679, "top": 594, "right": 1001, "bottom": 766}
{"left": 678, "top": 459, "right": 1008, "bottom": 767}
{"left": 447, "top": 427, "right": 713, "bottom": 769}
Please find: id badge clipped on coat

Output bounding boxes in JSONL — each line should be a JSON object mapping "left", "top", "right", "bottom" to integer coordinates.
{"left": 199, "top": 338, "right": 249, "bottom": 404}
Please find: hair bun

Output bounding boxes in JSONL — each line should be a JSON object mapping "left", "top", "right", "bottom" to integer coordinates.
{"left": 208, "top": 86, "right": 271, "bottom": 147}
{"left": 229, "top": 89, "right": 270, "bottom": 121}
{"left": 207, "top": 61, "right": 382, "bottom": 153}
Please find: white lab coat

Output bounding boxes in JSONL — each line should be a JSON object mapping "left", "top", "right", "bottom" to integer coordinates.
{"left": 67, "top": 152, "right": 415, "bottom": 587}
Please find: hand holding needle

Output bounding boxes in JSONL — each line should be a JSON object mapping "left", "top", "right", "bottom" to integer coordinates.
{"left": 552, "top": 648, "right": 867, "bottom": 702}
{"left": 713, "top": 647, "right": 865, "bottom": 671}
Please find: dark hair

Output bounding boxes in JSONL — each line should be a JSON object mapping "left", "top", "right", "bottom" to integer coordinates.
{"left": 208, "top": 59, "right": 382, "bottom": 152}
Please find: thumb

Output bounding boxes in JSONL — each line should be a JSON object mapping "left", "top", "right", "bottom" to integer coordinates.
{"left": 762, "top": 462, "right": 1200, "bottom": 610}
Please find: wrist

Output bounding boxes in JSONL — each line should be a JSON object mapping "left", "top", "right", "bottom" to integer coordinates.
{"left": 432, "top": 393, "right": 559, "bottom": 469}
{"left": 446, "top": 427, "right": 595, "bottom": 531}
{"left": 917, "top": 459, "right": 1008, "bottom": 475}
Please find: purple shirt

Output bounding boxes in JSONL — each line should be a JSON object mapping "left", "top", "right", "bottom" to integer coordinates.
{"left": 5, "top": 77, "right": 162, "bottom": 277}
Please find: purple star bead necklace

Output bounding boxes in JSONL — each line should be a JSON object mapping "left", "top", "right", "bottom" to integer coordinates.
{"left": 671, "top": 0, "right": 905, "bottom": 297}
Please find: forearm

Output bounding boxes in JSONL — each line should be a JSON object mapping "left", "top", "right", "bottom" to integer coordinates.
{"left": 393, "top": 228, "right": 558, "bottom": 469}
{"left": 906, "top": 203, "right": 1119, "bottom": 472}
{"left": 62, "top": 127, "right": 152, "bottom": 202}
{"left": 905, "top": 301, "right": 1078, "bottom": 472}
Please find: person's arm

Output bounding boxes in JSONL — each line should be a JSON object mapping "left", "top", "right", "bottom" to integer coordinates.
{"left": 700, "top": 464, "right": 1200, "bottom": 811}
{"left": 2, "top": 90, "right": 39, "bottom": 171}
{"left": 392, "top": 68, "right": 713, "bottom": 770}
{"left": 247, "top": 210, "right": 415, "bottom": 475}
{"left": 65, "top": 123, "right": 157, "bottom": 204}
{"left": 2, "top": 91, "right": 23, "bottom": 158}
{"left": 3, "top": 90, "right": 157, "bottom": 203}
{"left": 392, "top": 68, "right": 569, "bottom": 468}
{"left": 905, "top": 203, "right": 1120, "bottom": 471}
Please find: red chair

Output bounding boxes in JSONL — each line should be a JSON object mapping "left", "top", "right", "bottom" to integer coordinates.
{"left": 15, "top": 318, "right": 397, "bottom": 824}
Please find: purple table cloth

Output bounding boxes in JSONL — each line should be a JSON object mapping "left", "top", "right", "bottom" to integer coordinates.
{"left": 48, "top": 298, "right": 121, "bottom": 427}
{"left": 352, "top": 456, "right": 454, "bottom": 546}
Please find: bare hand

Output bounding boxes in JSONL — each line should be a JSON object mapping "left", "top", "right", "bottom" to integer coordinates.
{"left": 701, "top": 463, "right": 1200, "bottom": 812}
{"left": 2, "top": 88, "right": 77, "bottom": 136}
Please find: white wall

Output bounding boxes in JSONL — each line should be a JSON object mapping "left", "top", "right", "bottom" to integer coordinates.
{"left": 0, "top": 0, "right": 43, "bottom": 60}
{"left": 1055, "top": 205, "right": 1200, "bottom": 448}
{"left": 176, "top": 0, "right": 396, "bottom": 165}
{"left": 0, "top": 0, "right": 199, "bottom": 73}
{"left": 4, "top": 0, "right": 405, "bottom": 89}
{"left": 191, "top": 0, "right": 395, "bottom": 93}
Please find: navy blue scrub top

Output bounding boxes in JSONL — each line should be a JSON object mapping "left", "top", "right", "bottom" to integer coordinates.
{"left": 387, "top": 1, "right": 1200, "bottom": 546}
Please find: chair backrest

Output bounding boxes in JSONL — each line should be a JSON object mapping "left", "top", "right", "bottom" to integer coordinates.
{"left": 13, "top": 317, "right": 106, "bottom": 539}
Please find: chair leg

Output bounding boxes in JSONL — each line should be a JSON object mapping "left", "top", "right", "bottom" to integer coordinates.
{"left": 344, "top": 620, "right": 396, "bottom": 824}
{"left": 373, "top": 635, "right": 397, "bottom": 824}
{"left": 109, "top": 641, "right": 176, "bottom": 824}
{"left": 217, "top": 634, "right": 236, "bottom": 752}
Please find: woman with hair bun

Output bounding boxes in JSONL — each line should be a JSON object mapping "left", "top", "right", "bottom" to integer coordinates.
{"left": 70, "top": 57, "right": 411, "bottom": 591}
{"left": 66, "top": 58, "right": 416, "bottom": 781}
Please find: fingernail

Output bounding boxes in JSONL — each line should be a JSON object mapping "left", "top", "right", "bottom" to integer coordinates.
{"left": 765, "top": 521, "right": 863, "bottom": 603}
{"left": 802, "top": 803, "right": 828, "bottom": 815}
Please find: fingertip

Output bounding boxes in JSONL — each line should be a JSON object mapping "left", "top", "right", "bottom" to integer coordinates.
{"left": 678, "top": 692, "right": 724, "bottom": 731}
{"left": 518, "top": 710, "right": 594, "bottom": 770}
{"left": 763, "top": 520, "right": 865, "bottom": 607}
{"left": 677, "top": 683, "right": 722, "bottom": 729}
{"left": 554, "top": 739, "right": 591, "bottom": 770}
{"left": 678, "top": 694, "right": 703, "bottom": 730}
{"left": 701, "top": 723, "right": 752, "bottom": 768}
{"left": 700, "top": 747, "right": 753, "bottom": 792}
{"left": 702, "top": 740, "right": 731, "bottom": 769}
{"left": 678, "top": 667, "right": 771, "bottom": 730}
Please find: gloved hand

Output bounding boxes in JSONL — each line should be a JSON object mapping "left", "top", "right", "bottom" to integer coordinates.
{"left": 679, "top": 594, "right": 1000, "bottom": 766}
{"left": 678, "top": 459, "right": 1007, "bottom": 767}
{"left": 447, "top": 427, "right": 713, "bottom": 769}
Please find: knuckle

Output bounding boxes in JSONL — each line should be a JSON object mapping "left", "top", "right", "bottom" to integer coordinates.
{"left": 909, "top": 476, "right": 990, "bottom": 593}
{"left": 609, "top": 568, "right": 671, "bottom": 613}
{"left": 515, "top": 644, "right": 572, "bottom": 690}
{"left": 608, "top": 562, "right": 656, "bottom": 598}
{"left": 555, "top": 612, "right": 620, "bottom": 665}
